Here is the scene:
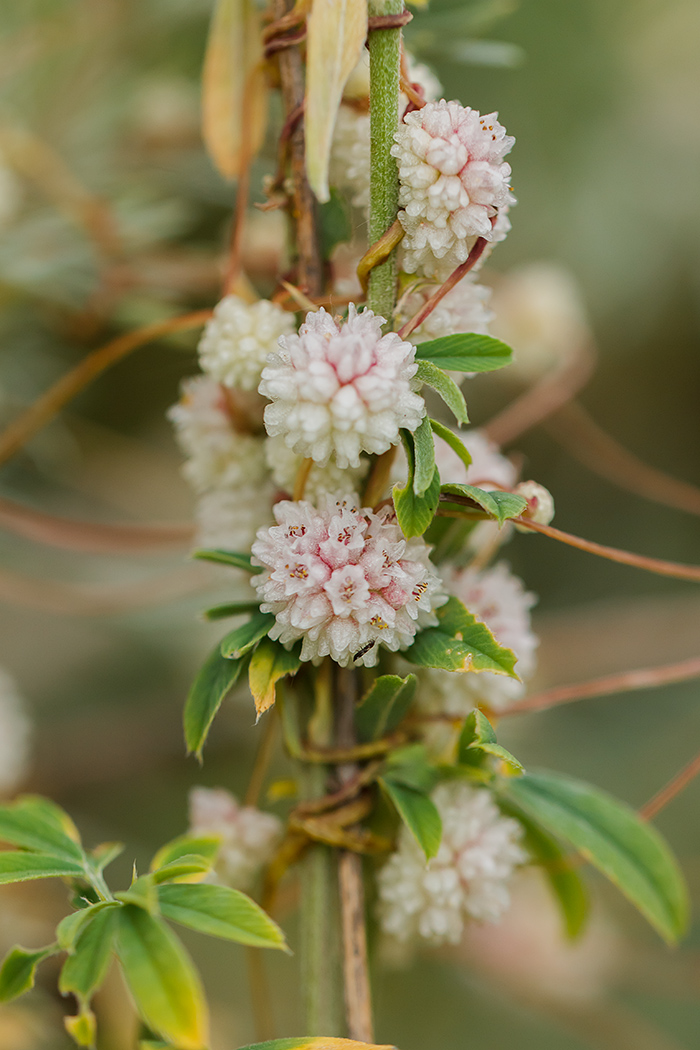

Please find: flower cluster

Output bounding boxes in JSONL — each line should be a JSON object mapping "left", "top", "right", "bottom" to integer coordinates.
{"left": 400, "top": 275, "right": 494, "bottom": 343}
{"left": 260, "top": 306, "right": 425, "bottom": 469}
{"left": 392, "top": 100, "right": 515, "bottom": 279}
{"left": 378, "top": 783, "right": 527, "bottom": 945}
{"left": 188, "top": 786, "right": 283, "bottom": 891}
{"left": 198, "top": 295, "right": 295, "bottom": 392}
{"left": 251, "top": 494, "right": 445, "bottom": 666}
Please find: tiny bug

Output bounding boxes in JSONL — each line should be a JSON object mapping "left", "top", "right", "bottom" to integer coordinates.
{"left": 353, "top": 641, "right": 376, "bottom": 662}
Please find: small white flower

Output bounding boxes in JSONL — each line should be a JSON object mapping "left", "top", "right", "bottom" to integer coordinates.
{"left": 420, "top": 562, "right": 538, "bottom": 715}
{"left": 0, "top": 670, "right": 31, "bottom": 795}
{"left": 260, "top": 306, "right": 425, "bottom": 469}
{"left": 399, "top": 275, "right": 494, "bottom": 343}
{"left": 393, "top": 101, "right": 514, "bottom": 279}
{"left": 378, "top": 782, "right": 527, "bottom": 945}
{"left": 195, "top": 486, "right": 274, "bottom": 554}
{"left": 264, "top": 434, "right": 368, "bottom": 503}
{"left": 168, "top": 376, "right": 267, "bottom": 493}
{"left": 188, "top": 787, "right": 283, "bottom": 891}
{"left": 514, "top": 480, "right": 555, "bottom": 530}
{"left": 198, "top": 295, "right": 295, "bottom": 392}
{"left": 251, "top": 493, "right": 445, "bottom": 667}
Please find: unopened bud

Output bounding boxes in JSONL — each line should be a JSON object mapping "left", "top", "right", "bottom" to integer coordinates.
{"left": 514, "top": 480, "right": 555, "bottom": 531}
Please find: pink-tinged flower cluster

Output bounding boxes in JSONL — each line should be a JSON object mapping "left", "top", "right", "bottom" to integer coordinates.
{"left": 188, "top": 786, "right": 283, "bottom": 891}
{"left": 392, "top": 101, "right": 515, "bottom": 278}
{"left": 251, "top": 494, "right": 445, "bottom": 666}
{"left": 259, "top": 306, "right": 425, "bottom": 469}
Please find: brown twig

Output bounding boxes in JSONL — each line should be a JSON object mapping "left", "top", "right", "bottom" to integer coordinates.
{"left": 264, "top": 28, "right": 307, "bottom": 57}
{"left": 295, "top": 761, "right": 383, "bottom": 816}
{"left": 0, "top": 497, "right": 193, "bottom": 554}
{"left": 483, "top": 342, "right": 597, "bottom": 447}
{"left": 293, "top": 457, "right": 314, "bottom": 501}
{"left": 639, "top": 749, "right": 700, "bottom": 821}
{"left": 504, "top": 655, "right": 700, "bottom": 716}
{"left": 300, "top": 734, "right": 405, "bottom": 763}
{"left": 397, "top": 236, "right": 489, "bottom": 339}
{"left": 0, "top": 310, "right": 212, "bottom": 470}
{"left": 356, "top": 219, "right": 405, "bottom": 297}
{"left": 367, "top": 11, "right": 413, "bottom": 30}
{"left": 544, "top": 401, "right": 700, "bottom": 518}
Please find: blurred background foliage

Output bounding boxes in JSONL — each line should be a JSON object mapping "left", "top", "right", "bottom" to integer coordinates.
{"left": 0, "top": 0, "right": 698, "bottom": 1047}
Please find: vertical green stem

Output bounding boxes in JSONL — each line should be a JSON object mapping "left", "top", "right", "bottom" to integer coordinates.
{"left": 367, "top": 0, "right": 403, "bottom": 321}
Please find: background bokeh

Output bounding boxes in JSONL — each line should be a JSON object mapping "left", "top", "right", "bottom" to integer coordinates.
{"left": 0, "top": 0, "right": 698, "bottom": 1047}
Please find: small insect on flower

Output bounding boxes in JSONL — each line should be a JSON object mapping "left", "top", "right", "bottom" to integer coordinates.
{"left": 353, "top": 641, "right": 376, "bottom": 662}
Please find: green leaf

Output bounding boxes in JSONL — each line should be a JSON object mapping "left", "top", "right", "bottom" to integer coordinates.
{"left": 415, "top": 332, "right": 513, "bottom": 373}
{"left": 356, "top": 674, "right": 417, "bottom": 742}
{"left": 64, "top": 1005, "right": 96, "bottom": 1047}
{"left": 405, "top": 597, "right": 518, "bottom": 677}
{"left": 151, "top": 856, "right": 214, "bottom": 885}
{"left": 440, "top": 483, "right": 527, "bottom": 527}
{"left": 57, "top": 901, "right": 120, "bottom": 952}
{"left": 392, "top": 432, "right": 440, "bottom": 538}
{"left": 0, "top": 944, "right": 56, "bottom": 1002}
{"left": 415, "top": 360, "right": 468, "bottom": 425}
{"left": 158, "top": 884, "right": 287, "bottom": 951}
{"left": 202, "top": 600, "right": 261, "bottom": 621}
{"left": 412, "top": 416, "right": 436, "bottom": 497}
{"left": 501, "top": 770, "right": 689, "bottom": 944}
{"left": 89, "top": 841, "right": 124, "bottom": 873}
{"left": 115, "top": 905, "right": 209, "bottom": 1050}
{"left": 0, "top": 851, "right": 85, "bottom": 884}
{"left": 248, "top": 637, "right": 302, "bottom": 720}
{"left": 59, "top": 907, "right": 117, "bottom": 1002}
{"left": 116, "top": 875, "right": 160, "bottom": 914}
{"left": 150, "top": 835, "right": 221, "bottom": 875}
{"left": 429, "top": 418, "right": 472, "bottom": 473}
{"left": 0, "top": 796, "right": 83, "bottom": 862}
{"left": 220, "top": 612, "right": 274, "bottom": 660}
{"left": 228, "top": 1041, "right": 395, "bottom": 1050}
{"left": 192, "top": 549, "right": 261, "bottom": 573}
{"left": 458, "top": 709, "right": 497, "bottom": 753}
{"left": 183, "top": 642, "right": 248, "bottom": 759}
{"left": 518, "top": 816, "right": 589, "bottom": 940}
{"left": 380, "top": 778, "right": 442, "bottom": 860}
{"left": 384, "top": 744, "right": 439, "bottom": 794}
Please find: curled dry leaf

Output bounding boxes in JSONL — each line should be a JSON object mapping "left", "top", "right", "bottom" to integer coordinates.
{"left": 305, "top": 0, "right": 368, "bottom": 201}
{"left": 202, "top": 0, "right": 269, "bottom": 180}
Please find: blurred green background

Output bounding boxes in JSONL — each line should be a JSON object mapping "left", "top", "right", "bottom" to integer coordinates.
{"left": 0, "top": 0, "right": 698, "bottom": 1047}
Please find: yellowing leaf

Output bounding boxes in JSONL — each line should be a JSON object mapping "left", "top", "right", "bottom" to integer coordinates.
{"left": 235, "top": 1039, "right": 397, "bottom": 1050}
{"left": 248, "top": 638, "right": 301, "bottom": 720}
{"left": 305, "top": 0, "right": 368, "bottom": 201}
{"left": 202, "top": 0, "right": 268, "bottom": 180}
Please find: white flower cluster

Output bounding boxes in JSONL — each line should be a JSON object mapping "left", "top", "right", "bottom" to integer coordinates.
{"left": 251, "top": 494, "right": 444, "bottom": 666}
{"left": 198, "top": 295, "right": 295, "bottom": 392}
{"left": 264, "top": 434, "right": 368, "bottom": 502}
{"left": 188, "top": 786, "right": 283, "bottom": 891}
{"left": 378, "top": 782, "right": 527, "bottom": 945}
{"left": 260, "top": 306, "right": 425, "bottom": 469}
{"left": 400, "top": 275, "right": 494, "bottom": 343}
{"left": 420, "top": 562, "right": 538, "bottom": 716}
{"left": 392, "top": 100, "right": 515, "bottom": 279}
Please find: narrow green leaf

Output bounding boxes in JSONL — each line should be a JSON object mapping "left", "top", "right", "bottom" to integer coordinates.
{"left": 192, "top": 549, "right": 261, "bottom": 573}
{"left": 57, "top": 901, "right": 120, "bottom": 952}
{"left": 518, "top": 816, "right": 589, "bottom": 940}
{"left": 0, "top": 796, "right": 83, "bottom": 862}
{"left": 356, "top": 675, "right": 417, "bottom": 742}
{"left": 415, "top": 332, "right": 513, "bottom": 373}
{"left": 231, "top": 1041, "right": 397, "bottom": 1050}
{"left": 59, "top": 908, "right": 117, "bottom": 1002}
{"left": 158, "top": 883, "right": 287, "bottom": 951}
{"left": 150, "top": 835, "right": 221, "bottom": 875}
{"left": 380, "top": 778, "right": 442, "bottom": 860}
{"left": 415, "top": 360, "right": 468, "bottom": 425}
{"left": 501, "top": 770, "right": 690, "bottom": 943}
{"left": 150, "top": 856, "right": 213, "bottom": 885}
{"left": 183, "top": 643, "right": 247, "bottom": 758}
{"left": 384, "top": 745, "right": 439, "bottom": 794}
{"left": 429, "top": 418, "right": 472, "bottom": 473}
{"left": 393, "top": 432, "right": 440, "bottom": 538}
{"left": 405, "top": 597, "right": 518, "bottom": 677}
{"left": 412, "top": 417, "right": 436, "bottom": 497}
{"left": 458, "top": 709, "right": 497, "bottom": 755}
{"left": 64, "top": 1005, "right": 96, "bottom": 1047}
{"left": 441, "top": 483, "right": 527, "bottom": 527}
{"left": 248, "top": 637, "right": 302, "bottom": 720}
{"left": 202, "top": 600, "right": 261, "bottom": 621}
{"left": 472, "top": 741, "right": 524, "bottom": 774}
{"left": 0, "top": 944, "right": 56, "bottom": 1002}
{"left": 116, "top": 875, "right": 160, "bottom": 914}
{"left": 90, "top": 841, "right": 124, "bottom": 873}
{"left": 0, "top": 851, "right": 84, "bottom": 884}
{"left": 115, "top": 905, "right": 209, "bottom": 1050}
{"left": 220, "top": 612, "right": 274, "bottom": 660}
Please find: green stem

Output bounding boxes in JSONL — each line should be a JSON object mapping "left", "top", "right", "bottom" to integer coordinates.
{"left": 367, "top": 0, "right": 403, "bottom": 322}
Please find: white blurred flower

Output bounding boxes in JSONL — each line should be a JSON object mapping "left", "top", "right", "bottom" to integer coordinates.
{"left": 393, "top": 101, "right": 514, "bottom": 279}
{"left": 0, "top": 671, "right": 30, "bottom": 796}
{"left": 378, "top": 782, "right": 527, "bottom": 945}
{"left": 198, "top": 295, "right": 295, "bottom": 392}
{"left": 260, "top": 306, "right": 425, "bottom": 469}
{"left": 264, "top": 434, "right": 368, "bottom": 503}
{"left": 489, "top": 263, "right": 590, "bottom": 379}
{"left": 419, "top": 562, "right": 538, "bottom": 715}
{"left": 168, "top": 376, "right": 267, "bottom": 493}
{"left": 251, "top": 493, "right": 445, "bottom": 667}
{"left": 514, "top": 480, "right": 555, "bottom": 530}
{"left": 195, "top": 486, "right": 274, "bottom": 554}
{"left": 400, "top": 276, "right": 494, "bottom": 343}
{"left": 188, "top": 787, "right": 283, "bottom": 891}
